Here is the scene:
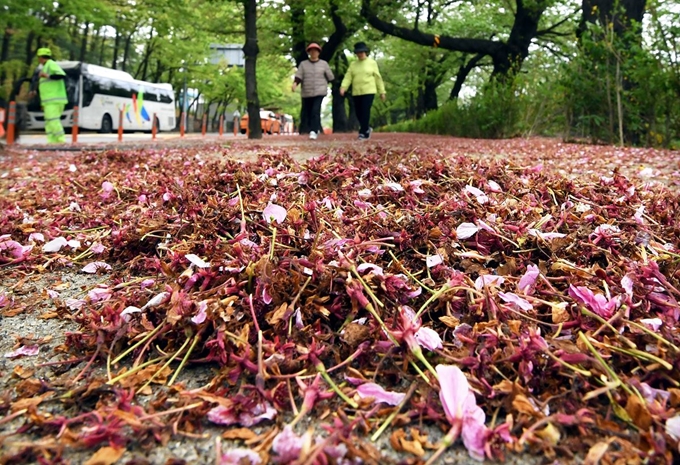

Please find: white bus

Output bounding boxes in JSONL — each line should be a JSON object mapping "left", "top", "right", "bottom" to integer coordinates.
{"left": 26, "top": 62, "right": 176, "bottom": 133}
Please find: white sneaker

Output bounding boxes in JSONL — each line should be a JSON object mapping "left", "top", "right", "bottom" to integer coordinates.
{"left": 309, "top": 131, "right": 317, "bottom": 140}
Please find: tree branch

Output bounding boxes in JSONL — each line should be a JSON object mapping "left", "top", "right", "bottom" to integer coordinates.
{"left": 361, "top": 0, "right": 504, "bottom": 57}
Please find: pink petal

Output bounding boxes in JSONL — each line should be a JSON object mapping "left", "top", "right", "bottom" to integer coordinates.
{"left": 498, "top": 292, "right": 533, "bottom": 311}
{"left": 621, "top": 274, "right": 634, "bottom": 296}
{"left": 356, "top": 382, "right": 406, "bottom": 406}
{"left": 192, "top": 301, "right": 208, "bottom": 324}
{"left": 220, "top": 449, "right": 262, "bottom": 465}
{"left": 474, "top": 275, "right": 504, "bottom": 290}
{"left": 426, "top": 254, "right": 443, "bottom": 268}
{"left": 28, "top": 232, "right": 45, "bottom": 242}
{"left": 462, "top": 410, "right": 487, "bottom": 461}
{"left": 0, "top": 293, "right": 11, "bottom": 308}
{"left": 456, "top": 222, "right": 479, "bottom": 240}
{"left": 82, "top": 261, "right": 112, "bottom": 274}
{"left": 207, "top": 406, "right": 238, "bottom": 425}
{"left": 666, "top": 415, "right": 680, "bottom": 441}
{"left": 414, "top": 326, "right": 443, "bottom": 351}
{"left": 102, "top": 181, "right": 115, "bottom": 192}
{"left": 88, "top": 287, "right": 112, "bottom": 302}
{"left": 640, "top": 318, "right": 662, "bottom": 332}
{"left": 356, "top": 263, "right": 384, "bottom": 276}
{"left": 568, "top": 285, "right": 615, "bottom": 318}
{"left": 90, "top": 242, "right": 105, "bottom": 254}
{"left": 4, "top": 345, "right": 39, "bottom": 358}
{"left": 263, "top": 203, "right": 287, "bottom": 224}
{"left": 528, "top": 229, "right": 566, "bottom": 240}
{"left": 65, "top": 298, "right": 87, "bottom": 310}
{"left": 46, "top": 290, "right": 60, "bottom": 299}
{"left": 272, "top": 425, "right": 303, "bottom": 463}
{"left": 518, "top": 264, "right": 540, "bottom": 294}
{"left": 43, "top": 237, "right": 68, "bottom": 253}
{"left": 436, "top": 364, "right": 470, "bottom": 423}
{"left": 120, "top": 306, "right": 142, "bottom": 322}
{"left": 185, "top": 254, "right": 210, "bottom": 268}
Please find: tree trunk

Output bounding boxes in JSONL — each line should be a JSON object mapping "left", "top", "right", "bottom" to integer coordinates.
{"left": 0, "top": 26, "right": 11, "bottom": 84}
{"left": 331, "top": 53, "right": 351, "bottom": 132}
{"left": 243, "top": 0, "right": 262, "bottom": 139}
{"left": 112, "top": 26, "right": 120, "bottom": 69}
{"left": 449, "top": 54, "right": 485, "bottom": 101}
{"left": 289, "top": 0, "right": 307, "bottom": 66}
{"left": 25, "top": 31, "right": 36, "bottom": 66}
{"left": 98, "top": 34, "right": 106, "bottom": 66}
{"left": 122, "top": 33, "right": 133, "bottom": 72}
{"left": 79, "top": 23, "right": 90, "bottom": 63}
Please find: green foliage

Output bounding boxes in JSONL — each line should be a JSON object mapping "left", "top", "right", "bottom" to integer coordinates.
{"left": 384, "top": 80, "right": 521, "bottom": 139}
{"left": 560, "top": 18, "right": 680, "bottom": 147}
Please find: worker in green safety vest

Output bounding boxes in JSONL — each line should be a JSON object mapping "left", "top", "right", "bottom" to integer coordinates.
{"left": 35, "top": 48, "right": 67, "bottom": 144}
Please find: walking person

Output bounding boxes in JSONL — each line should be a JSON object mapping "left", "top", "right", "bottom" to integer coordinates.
{"left": 32, "top": 48, "right": 68, "bottom": 144}
{"left": 340, "top": 42, "right": 386, "bottom": 140}
{"left": 292, "top": 43, "right": 334, "bottom": 140}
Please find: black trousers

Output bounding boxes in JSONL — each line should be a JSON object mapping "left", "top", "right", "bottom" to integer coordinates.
{"left": 301, "top": 95, "right": 324, "bottom": 134}
{"left": 353, "top": 94, "right": 375, "bottom": 136}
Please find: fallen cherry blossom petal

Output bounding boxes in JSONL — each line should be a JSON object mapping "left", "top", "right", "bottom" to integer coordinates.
{"left": 640, "top": 318, "right": 662, "bottom": 332}
{"left": 185, "top": 254, "right": 210, "bottom": 268}
{"left": 82, "top": 262, "right": 112, "bottom": 274}
{"left": 220, "top": 449, "right": 262, "bottom": 465}
{"left": 120, "top": 306, "right": 142, "bottom": 322}
{"left": 475, "top": 275, "right": 505, "bottom": 290}
{"left": 456, "top": 222, "right": 479, "bottom": 239}
{"left": 42, "top": 237, "right": 68, "bottom": 253}
{"left": 356, "top": 383, "right": 406, "bottom": 406}
{"left": 414, "top": 326, "right": 443, "bottom": 351}
{"left": 666, "top": 416, "right": 680, "bottom": 441}
{"left": 272, "top": 426, "right": 304, "bottom": 463}
{"left": 263, "top": 203, "right": 287, "bottom": 224}
{"left": 498, "top": 292, "right": 534, "bottom": 311}
{"left": 518, "top": 264, "right": 540, "bottom": 294}
{"left": 426, "top": 254, "right": 443, "bottom": 268}
{"left": 4, "top": 345, "right": 39, "bottom": 358}
{"left": 192, "top": 301, "right": 208, "bottom": 324}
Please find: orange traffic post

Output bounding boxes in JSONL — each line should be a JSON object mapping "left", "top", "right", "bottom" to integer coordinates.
{"left": 0, "top": 106, "right": 5, "bottom": 139}
{"left": 180, "top": 112, "right": 185, "bottom": 137}
{"left": 71, "top": 106, "right": 79, "bottom": 144}
{"left": 201, "top": 114, "right": 207, "bottom": 137}
{"left": 233, "top": 117, "right": 237, "bottom": 136}
{"left": 7, "top": 101, "right": 16, "bottom": 145}
{"left": 219, "top": 115, "right": 224, "bottom": 137}
{"left": 118, "top": 109, "right": 123, "bottom": 142}
{"left": 152, "top": 112, "right": 157, "bottom": 141}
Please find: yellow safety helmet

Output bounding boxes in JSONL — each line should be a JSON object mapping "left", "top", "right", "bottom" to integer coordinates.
{"left": 37, "top": 48, "right": 52, "bottom": 57}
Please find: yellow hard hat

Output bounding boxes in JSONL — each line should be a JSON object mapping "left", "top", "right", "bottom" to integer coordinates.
{"left": 37, "top": 48, "right": 52, "bottom": 57}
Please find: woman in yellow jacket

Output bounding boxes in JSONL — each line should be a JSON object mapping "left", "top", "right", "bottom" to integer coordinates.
{"left": 340, "top": 42, "right": 386, "bottom": 140}
{"left": 35, "top": 48, "right": 68, "bottom": 144}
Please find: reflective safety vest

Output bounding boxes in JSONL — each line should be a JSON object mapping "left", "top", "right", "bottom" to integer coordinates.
{"left": 38, "top": 60, "right": 68, "bottom": 105}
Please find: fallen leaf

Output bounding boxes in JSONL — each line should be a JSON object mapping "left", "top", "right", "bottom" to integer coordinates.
{"left": 83, "top": 446, "right": 125, "bottom": 465}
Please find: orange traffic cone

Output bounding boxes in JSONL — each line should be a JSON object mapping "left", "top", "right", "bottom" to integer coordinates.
{"left": 0, "top": 108, "right": 5, "bottom": 138}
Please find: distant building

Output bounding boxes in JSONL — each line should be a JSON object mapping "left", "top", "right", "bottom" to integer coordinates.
{"left": 210, "top": 44, "right": 245, "bottom": 67}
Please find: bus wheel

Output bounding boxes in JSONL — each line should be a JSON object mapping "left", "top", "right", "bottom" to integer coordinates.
{"left": 100, "top": 114, "right": 113, "bottom": 134}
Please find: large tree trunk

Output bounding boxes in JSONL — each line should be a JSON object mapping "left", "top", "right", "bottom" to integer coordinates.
{"left": 243, "top": 0, "right": 262, "bottom": 139}
{"left": 79, "top": 23, "right": 90, "bottom": 63}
